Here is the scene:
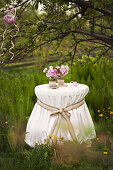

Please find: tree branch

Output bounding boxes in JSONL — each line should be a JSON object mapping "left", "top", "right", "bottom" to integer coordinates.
{"left": 69, "top": 0, "right": 113, "bottom": 17}
{"left": 66, "top": 29, "right": 113, "bottom": 46}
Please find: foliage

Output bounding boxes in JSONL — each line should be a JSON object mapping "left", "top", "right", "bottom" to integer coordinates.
{"left": 0, "top": 0, "right": 113, "bottom": 65}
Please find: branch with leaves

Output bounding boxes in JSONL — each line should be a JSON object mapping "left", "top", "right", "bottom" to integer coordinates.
{"left": 0, "top": 0, "right": 113, "bottom": 66}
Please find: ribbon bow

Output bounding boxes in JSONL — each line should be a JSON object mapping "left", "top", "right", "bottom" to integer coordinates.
{"left": 51, "top": 108, "right": 71, "bottom": 118}
{"left": 37, "top": 99, "right": 85, "bottom": 140}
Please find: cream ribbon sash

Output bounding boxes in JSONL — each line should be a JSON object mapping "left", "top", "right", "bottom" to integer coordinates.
{"left": 37, "top": 99, "right": 85, "bottom": 140}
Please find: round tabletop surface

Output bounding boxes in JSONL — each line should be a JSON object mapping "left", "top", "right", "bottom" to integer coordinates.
{"left": 35, "top": 83, "right": 89, "bottom": 108}
{"left": 35, "top": 83, "right": 89, "bottom": 96}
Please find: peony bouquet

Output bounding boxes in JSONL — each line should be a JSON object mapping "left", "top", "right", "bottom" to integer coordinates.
{"left": 43, "top": 65, "right": 69, "bottom": 80}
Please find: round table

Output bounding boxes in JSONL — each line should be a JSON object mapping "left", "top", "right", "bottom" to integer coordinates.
{"left": 25, "top": 83, "right": 96, "bottom": 147}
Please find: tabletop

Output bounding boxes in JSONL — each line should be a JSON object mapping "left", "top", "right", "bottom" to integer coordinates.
{"left": 35, "top": 83, "right": 89, "bottom": 108}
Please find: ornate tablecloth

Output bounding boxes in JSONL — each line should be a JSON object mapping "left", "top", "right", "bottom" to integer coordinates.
{"left": 25, "top": 83, "right": 96, "bottom": 147}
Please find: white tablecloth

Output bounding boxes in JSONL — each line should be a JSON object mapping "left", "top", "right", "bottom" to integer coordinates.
{"left": 25, "top": 83, "right": 96, "bottom": 147}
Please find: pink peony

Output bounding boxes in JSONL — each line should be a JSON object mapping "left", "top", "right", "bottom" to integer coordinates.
{"left": 60, "top": 67, "right": 68, "bottom": 76}
{"left": 45, "top": 67, "right": 58, "bottom": 78}
{"left": 49, "top": 66, "right": 53, "bottom": 69}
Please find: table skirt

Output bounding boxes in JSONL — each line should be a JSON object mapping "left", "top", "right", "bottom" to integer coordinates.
{"left": 25, "top": 102, "right": 96, "bottom": 147}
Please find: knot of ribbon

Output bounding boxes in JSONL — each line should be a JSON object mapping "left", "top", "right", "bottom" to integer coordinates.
{"left": 51, "top": 108, "right": 71, "bottom": 118}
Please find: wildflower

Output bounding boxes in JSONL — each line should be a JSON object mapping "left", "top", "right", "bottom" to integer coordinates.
{"left": 54, "top": 136, "right": 58, "bottom": 140}
{"left": 97, "top": 110, "right": 101, "bottom": 113}
{"left": 35, "top": 142, "right": 38, "bottom": 146}
{"left": 43, "top": 142, "right": 47, "bottom": 145}
{"left": 110, "top": 111, "right": 113, "bottom": 114}
{"left": 96, "top": 138, "right": 99, "bottom": 141}
{"left": 103, "top": 152, "right": 108, "bottom": 155}
{"left": 60, "top": 137, "right": 64, "bottom": 140}
{"left": 44, "top": 139, "right": 47, "bottom": 142}
{"left": 99, "top": 114, "right": 103, "bottom": 117}
{"left": 48, "top": 134, "right": 52, "bottom": 138}
{"left": 107, "top": 107, "right": 110, "bottom": 110}
{"left": 5, "top": 121, "right": 8, "bottom": 124}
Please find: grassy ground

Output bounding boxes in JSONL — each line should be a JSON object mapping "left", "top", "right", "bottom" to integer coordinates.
{"left": 0, "top": 58, "right": 113, "bottom": 170}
